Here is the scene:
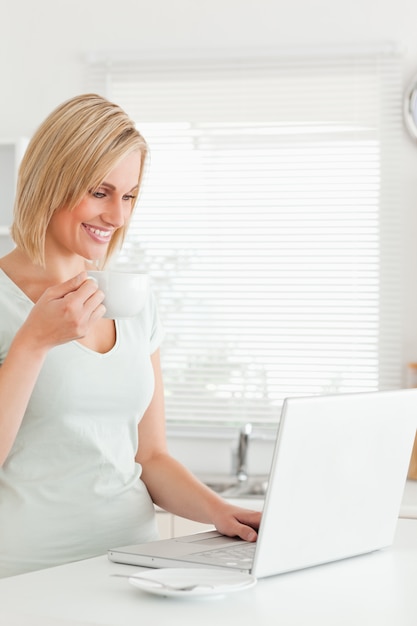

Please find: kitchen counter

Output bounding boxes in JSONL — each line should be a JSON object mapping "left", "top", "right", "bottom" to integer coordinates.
{"left": 0, "top": 518, "right": 417, "bottom": 626}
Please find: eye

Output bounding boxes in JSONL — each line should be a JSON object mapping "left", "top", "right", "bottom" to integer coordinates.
{"left": 90, "top": 190, "right": 106, "bottom": 199}
{"left": 123, "top": 194, "right": 137, "bottom": 201}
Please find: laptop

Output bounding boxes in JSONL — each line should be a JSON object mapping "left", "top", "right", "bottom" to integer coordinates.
{"left": 108, "top": 389, "right": 417, "bottom": 578}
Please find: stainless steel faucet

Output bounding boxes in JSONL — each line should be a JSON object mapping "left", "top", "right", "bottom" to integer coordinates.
{"left": 236, "top": 423, "right": 252, "bottom": 482}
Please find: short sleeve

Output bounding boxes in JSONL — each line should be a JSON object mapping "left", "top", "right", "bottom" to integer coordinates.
{"left": 146, "top": 288, "right": 165, "bottom": 354}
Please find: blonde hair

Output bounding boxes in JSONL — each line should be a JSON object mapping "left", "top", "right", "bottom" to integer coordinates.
{"left": 11, "top": 93, "right": 148, "bottom": 267}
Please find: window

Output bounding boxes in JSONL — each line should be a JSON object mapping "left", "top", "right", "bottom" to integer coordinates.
{"left": 88, "top": 46, "right": 403, "bottom": 426}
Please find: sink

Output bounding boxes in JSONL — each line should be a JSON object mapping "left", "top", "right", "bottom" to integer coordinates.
{"left": 201, "top": 474, "right": 269, "bottom": 499}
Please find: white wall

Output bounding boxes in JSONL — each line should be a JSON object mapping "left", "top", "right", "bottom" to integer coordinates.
{"left": 2, "top": 0, "right": 417, "bottom": 369}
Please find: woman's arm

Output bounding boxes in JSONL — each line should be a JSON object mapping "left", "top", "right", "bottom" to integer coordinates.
{"left": 136, "top": 350, "right": 261, "bottom": 542}
{"left": 0, "top": 272, "right": 104, "bottom": 466}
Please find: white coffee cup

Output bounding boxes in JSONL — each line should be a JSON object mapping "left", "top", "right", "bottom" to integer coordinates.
{"left": 87, "top": 270, "right": 150, "bottom": 319}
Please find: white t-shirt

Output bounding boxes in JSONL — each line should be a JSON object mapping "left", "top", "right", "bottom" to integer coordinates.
{"left": 0, "top": 269, "right": 164, "bottom": 578}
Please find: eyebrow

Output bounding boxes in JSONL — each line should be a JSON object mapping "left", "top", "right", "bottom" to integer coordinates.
{"left": 100, "top": 182, "right": 139, "bottom": 192}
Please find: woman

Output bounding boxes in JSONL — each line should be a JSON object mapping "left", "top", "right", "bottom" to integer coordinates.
{"left": 0, "top": 94, "right": 260, "bottom": 578}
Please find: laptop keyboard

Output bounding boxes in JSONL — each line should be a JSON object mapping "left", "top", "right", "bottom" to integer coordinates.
{"left": 192, "top": 541, "right": 256, "bottom": 568}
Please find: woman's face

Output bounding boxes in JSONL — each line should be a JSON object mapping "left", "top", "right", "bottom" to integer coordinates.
{"left": 46, "top": 151, "right": 141, "bottom": 262}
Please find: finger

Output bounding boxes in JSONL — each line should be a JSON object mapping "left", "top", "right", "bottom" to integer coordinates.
{"left": 217, "top": 516, "right": 258, "bottom": 542}
{"left": 61, "top": 276, "right": 105, "bottom": 312}
{"left": 239, "top": 510, "right": 262, "bottom": 530}
{"left": 77, "top": 277, "right": 104, "bottom": 302}
{"left": 43, "top": 272, "right": 88, "bottom": 301}
{"left": 83, "top": 287, "right": 106, "bottom": 312}
{"left": 236, "top": 524, "right": 258, "bottom": 542}
{"left": 89, "top": 302, "right": 107, "bottom": 322}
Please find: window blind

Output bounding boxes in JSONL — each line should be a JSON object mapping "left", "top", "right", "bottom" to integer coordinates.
{"left": 87, "top": 46, "right": 404, "bottom": 426}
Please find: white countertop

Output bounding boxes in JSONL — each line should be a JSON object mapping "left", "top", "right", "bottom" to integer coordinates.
{"left": 0, "top": 518, "right": 417, "bottom": 626}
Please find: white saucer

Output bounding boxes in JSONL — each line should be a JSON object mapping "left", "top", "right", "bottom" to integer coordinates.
{"left": 127, "top": 568, "right": 257, "bottom": 598}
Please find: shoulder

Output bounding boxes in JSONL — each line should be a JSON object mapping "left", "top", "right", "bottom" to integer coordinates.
{"left": 121, "top": 287, "right": 165, "bottom": 353}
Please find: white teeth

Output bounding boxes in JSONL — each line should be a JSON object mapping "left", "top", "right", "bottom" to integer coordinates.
{"left": 86, "top": 225, "right": 111, "bottom": 238}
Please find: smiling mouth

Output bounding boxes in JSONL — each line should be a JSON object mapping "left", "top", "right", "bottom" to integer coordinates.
{"left": 83, "top": 224, "right": 113, "bottom": 242}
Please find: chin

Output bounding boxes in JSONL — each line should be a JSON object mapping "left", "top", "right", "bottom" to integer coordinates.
{"left": 82, "top": 249, "right": 108, "bottom": 263}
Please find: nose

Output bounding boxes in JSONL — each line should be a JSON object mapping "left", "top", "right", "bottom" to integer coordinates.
{"left": 102, "top": 198, "right": 129, "bottom": 229}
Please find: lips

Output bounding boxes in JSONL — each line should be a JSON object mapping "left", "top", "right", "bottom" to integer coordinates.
{"left": 82, "top": 223, "right": 113, "bottom": 243}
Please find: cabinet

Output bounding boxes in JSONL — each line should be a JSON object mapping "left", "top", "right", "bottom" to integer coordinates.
{"left": 0, "top": 138, "right": 29, "bottom": 234}
{"left": 155, "top": 509, "right": 215, "bottom": 539}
